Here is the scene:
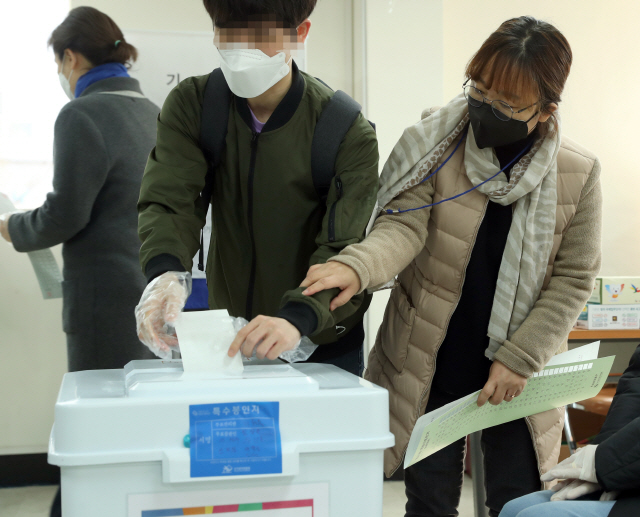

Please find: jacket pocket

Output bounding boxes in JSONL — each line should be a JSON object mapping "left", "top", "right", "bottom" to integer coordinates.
{"left": 379, "top": 283, "right": 416, "bottom": 373}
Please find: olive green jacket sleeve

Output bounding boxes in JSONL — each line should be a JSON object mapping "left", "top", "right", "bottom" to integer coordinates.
{"left": 279, "top": 116, "right": 379, "bottom": 335}
{"left": 138, "top": 80, "right": 207, "bottom": 275}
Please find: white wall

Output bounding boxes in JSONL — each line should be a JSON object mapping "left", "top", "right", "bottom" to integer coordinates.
{"left": 363, "top": 0, "right": 444, "bottom": 350}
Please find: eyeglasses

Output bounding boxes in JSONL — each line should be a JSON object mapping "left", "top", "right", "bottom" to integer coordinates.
{"left": 463, "top": 79, "right": 540, "bottom": 123}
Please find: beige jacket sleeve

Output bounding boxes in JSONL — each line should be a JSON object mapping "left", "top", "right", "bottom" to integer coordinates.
{"left": 328, "top": 179, "right": 435, "bottom": 291}
{"left": 494, "top": 159, "right": 603, "bottom": 377}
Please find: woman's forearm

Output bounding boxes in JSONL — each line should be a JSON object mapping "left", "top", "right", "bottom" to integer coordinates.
{"left": 329, "top": 180, "right": 434, "bottom": 292}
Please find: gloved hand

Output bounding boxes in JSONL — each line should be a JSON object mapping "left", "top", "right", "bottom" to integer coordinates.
{"left": 0, "top": 212, "right": 15, "bottom": 242}
{"left": 135, "top": 271, "right": 192, "bottom": 359}
{"left": 541, "top": 445, "right": 599, "bottom": 484}
{"left": 550, "top": 479, "right": 601, "bottom": 501}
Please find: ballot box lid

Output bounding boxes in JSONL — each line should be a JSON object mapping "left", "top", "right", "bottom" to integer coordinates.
{"left": 48, "top": 360, "right": 394, "bottom": 469}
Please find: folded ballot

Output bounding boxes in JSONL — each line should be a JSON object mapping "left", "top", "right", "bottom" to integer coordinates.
{"left": 174, "top": 309, "right": 244, "bottom": 378}
{"left": 405, "top": 342, "right": 613, "bottom": 469}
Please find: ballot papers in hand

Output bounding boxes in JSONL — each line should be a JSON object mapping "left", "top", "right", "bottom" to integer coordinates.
{"left": 404, "top": 342, "right": 614, "bottom": 469}
{"left": 0, "top": 193, "right": 63, "bottom": 299}
{"left": 174, "top": 309, "right": 244, "bottom": 378}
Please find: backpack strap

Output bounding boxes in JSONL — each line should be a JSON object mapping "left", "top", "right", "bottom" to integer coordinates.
{"left": 311, "top": 90, "right": 364, "bottom": 203}
{"left": 197, "top": 68, "right": 232, "bottom": 270}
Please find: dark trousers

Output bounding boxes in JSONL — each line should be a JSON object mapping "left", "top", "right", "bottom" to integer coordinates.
{"left": 404, "top": 388, "right": 540, "bottom": 517}
{"left": 304, "top": 320, "right": 365, "bottom": 377}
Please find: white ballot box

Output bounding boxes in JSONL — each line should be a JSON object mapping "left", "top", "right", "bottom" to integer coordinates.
{"left": 48, "top": 360, "right": 394, "bottom": 517}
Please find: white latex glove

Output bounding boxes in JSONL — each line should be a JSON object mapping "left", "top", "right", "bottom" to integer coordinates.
{"left": 0, "top": 211, "right": 16, "bottom": 242}
{"left": 541, "top": 445, "right": 599, "bottom": 484}
{"left": 135, "top": 271, "right": 192, "bottom": 359}
{"left": 550, "top": 479, "right": 601, "bottom": 501}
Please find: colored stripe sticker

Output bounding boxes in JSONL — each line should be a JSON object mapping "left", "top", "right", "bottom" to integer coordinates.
{"left": 238, "top": 503, "right": 262, "bottom": 511}
{"left": 141, "top": 499, "right": 313, "bottom": 516}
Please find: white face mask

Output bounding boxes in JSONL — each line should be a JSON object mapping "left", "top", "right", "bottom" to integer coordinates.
{"left": 58, "top": 56, "right": 75, "bottom": 101}
{"left": 217, "top": 48, "right": 291, "bottom": 99}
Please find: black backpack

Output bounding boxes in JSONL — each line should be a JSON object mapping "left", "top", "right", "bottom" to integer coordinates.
{"left": 196, "top": 68, "right": 374, "bottom": 271}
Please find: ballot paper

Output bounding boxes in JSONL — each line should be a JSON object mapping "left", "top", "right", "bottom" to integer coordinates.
{"left": 405, "top": 342, "right": 614, "bottom": 469}
{"left": 175, "top": 309, "right": 244, "bottom": 378}
{"left": 0, "top": 193, "right": 63, "bottom": 299}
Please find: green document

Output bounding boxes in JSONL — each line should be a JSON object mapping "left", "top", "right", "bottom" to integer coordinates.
{"left": 405, "top": 355, "right": 615, "bottom": 469}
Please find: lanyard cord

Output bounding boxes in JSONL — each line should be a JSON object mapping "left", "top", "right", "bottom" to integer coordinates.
{"left": 384, "top": 127, "right": 534, "bottom": 215}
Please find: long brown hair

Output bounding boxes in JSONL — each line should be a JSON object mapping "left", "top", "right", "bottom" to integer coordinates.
{"left": 48, "top": 7, "right": 137, "bottom": 68}
{"left": 466, "top": 16, "right": 572, "bottom": 134}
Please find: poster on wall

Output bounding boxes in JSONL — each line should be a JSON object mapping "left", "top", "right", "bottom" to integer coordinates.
{"left": 123, "top": 29, "right": 307, "bottom": 109}
{"left": 127, "top": 483, "right": 328, "bottom": 517}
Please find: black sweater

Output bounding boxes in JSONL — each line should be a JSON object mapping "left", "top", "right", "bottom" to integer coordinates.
{"left": 432, "top": 130, "right": 537, "bottom": 396}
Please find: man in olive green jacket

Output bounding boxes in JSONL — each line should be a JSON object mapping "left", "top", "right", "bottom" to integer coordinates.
{"left": 135, "top": 0, "right": 378, "bottom": 374}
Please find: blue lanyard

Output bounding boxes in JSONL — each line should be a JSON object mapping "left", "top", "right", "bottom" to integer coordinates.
{"left": 384, "top": 127, "right": 534, "bottom": 215}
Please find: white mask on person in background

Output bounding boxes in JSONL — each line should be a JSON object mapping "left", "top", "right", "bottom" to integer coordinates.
{"left": 217, "top": 48, "right": 291, "bottom": 99}
{"left": 58, "top": 56, "right": 75, "bottom": 101}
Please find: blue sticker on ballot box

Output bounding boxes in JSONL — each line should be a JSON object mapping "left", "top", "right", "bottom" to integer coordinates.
{"left": 189, "top": 401, "right": 282, "bottom": 478}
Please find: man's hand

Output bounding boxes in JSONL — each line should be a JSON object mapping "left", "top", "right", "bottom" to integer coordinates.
{"left": 477, "top": 360, "right": 528, "bottom": 406}
{"left": 228, "top": 316, "right": 301, "bottom": 360}
{"left": 300, "top": 262, "right": 360, "bottom": 311}
{"left": 0, "top": 213, "right": 12, "bottom": 242}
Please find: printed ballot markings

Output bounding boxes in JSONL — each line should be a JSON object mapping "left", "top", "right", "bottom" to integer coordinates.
{"left": 189, "top": 402, "right": 282, "bottom": 477}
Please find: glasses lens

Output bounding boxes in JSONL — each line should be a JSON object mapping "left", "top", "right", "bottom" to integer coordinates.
{"left": 492, "top": 100, "right": 513, "bottom": 121}
{"left": 464, "top": 86, "right": 483, "bottom": 107}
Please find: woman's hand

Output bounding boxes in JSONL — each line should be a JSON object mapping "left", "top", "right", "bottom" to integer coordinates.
{"left": 0, "top": 213, "right": 12, "bottom": 242}
{"left": 300, "top": 262, "right": 361, "bottom": 311}
{"left": 228, "top": 316, "right": 301, "bottom": 360}
{"left": 477, "top": 360, "right": 528, "bottom": 406}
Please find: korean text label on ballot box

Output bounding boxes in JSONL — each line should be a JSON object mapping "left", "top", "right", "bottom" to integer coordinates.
{"left": 405, "top": 342, "right": 614, "bottom": 469}
{"left": 48, "top": 359, "right": 394, "bottom": 517}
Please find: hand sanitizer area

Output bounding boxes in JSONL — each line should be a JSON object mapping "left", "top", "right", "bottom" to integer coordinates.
{"left": 48, "top": 320, "right": 394, "bottom": 517}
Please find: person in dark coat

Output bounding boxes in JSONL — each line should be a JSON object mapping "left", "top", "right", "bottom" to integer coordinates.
{"left": 0, "top": 7, "right": 159, "bottom": 371}
{"left": 0, "top": 8, "right": 162, "bottom": 517}
{"left": 500, "top": 343, "right": 640, "bottom": 517}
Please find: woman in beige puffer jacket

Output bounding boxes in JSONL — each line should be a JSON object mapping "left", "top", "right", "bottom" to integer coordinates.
{"left": 301, "top": 16, "right": 601, "bottom": 517}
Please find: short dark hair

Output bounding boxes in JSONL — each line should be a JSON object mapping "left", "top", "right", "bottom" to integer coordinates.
{"left": 202, "top": 0, "right": 317, "bottom": 28}
{"left": 48, "top": 6, "right": 137, "bottom": 68}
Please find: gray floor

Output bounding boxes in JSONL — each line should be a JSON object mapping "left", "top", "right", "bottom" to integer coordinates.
{"left": 0, "top": 476, "right": 477, "bottom": 516}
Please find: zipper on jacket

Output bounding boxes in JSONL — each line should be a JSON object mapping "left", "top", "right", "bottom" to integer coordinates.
{"left": 245, "top": 131, "right": 260, "bottom": 320}
{"left": 328, "top": 177, "right": 343, "bottom": 243}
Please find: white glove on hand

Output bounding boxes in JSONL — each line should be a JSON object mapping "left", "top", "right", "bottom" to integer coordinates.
{"left": 541, "top": 445, "right": 599, "bottom": 484}
{"left": 135, "top": 271, "right": 192, "bottom": 359}
{"left": 550, "top": 479, "right": 601, "bottom": 501}
{"left": 0, "top": 211, "right": 20, "bottom": 243}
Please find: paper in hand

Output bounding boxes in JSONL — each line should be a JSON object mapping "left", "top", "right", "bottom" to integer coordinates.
{"left": 175, "top": 309, "right": 244, "bottom": 378}
{"left": 405, "top": 342, "right": 613, "bottom": 469}
{"left": 0, "top": 193, "right": 63, "bottom": 299}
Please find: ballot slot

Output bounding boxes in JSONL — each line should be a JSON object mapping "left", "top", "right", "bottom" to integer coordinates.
{"left": 124, "top": 359, "right": 318, "bottom": 398}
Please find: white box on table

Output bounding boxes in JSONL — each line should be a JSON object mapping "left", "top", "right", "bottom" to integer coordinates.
{"left": 48, "top": 360, "right": 394, "bottom": 517}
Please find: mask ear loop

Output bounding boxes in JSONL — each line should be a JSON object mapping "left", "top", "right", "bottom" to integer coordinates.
{"left": 61, "top": 53, "right": 74, "bottom": 83}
